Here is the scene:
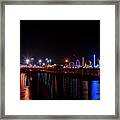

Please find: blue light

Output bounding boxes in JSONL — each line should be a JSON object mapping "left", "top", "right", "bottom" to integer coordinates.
{"left": 91, "top": 80, "right": 100, "bottom": 100}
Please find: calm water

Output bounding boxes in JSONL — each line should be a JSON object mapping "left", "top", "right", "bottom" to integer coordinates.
{"left": 20, "top": 72, "right": 100, "bottom": 100}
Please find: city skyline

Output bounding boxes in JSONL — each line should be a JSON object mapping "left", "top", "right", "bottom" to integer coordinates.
{"left": 20, "top": 20, "right": 100, "bottom": 64}
{"left": 21, "top": 55, "right": 100, "bottom": 68}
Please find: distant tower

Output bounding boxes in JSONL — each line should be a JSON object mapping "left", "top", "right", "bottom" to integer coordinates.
{"left": 82, "top": 57, "right": 85, "bottom": 67}
{"left": 76, "top": 59, "right": 80, "bottom": 68}
{"left": 93, "top": 54, "right": 96, "bottom": 68}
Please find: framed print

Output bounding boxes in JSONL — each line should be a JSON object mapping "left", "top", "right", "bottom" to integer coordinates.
{"left": 0, "top": 0, "right": 119, "bottom": 119}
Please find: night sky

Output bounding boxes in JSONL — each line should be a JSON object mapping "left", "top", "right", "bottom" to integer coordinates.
{"left": 20, "top": 20, "right": 100, "bottom": 64}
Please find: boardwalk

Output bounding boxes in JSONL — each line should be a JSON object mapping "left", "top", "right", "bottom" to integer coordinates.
{"left": 20, "top": 67, "right": 100, "bottom": 78}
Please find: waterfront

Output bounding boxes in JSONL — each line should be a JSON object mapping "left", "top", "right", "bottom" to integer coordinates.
{"left": 20, "top": 71, "right": 100, "bottom": 100}
{"left": 20, "top": 20, "right": 100, "bottom": 100}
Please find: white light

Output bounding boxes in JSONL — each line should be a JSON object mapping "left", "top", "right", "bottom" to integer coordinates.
{"left": 49, "top": 59, "right": 51, "bottom": 62}
{"left": 45, "top": 58, "right": 48, "bottom": 61}
{"left": 31, "top": 58, "right": 34, "bottom": 60}
{"left": 26, "top": 59, "right": 30, "bottom": 64}
{"left": 65, "top": 59, "right": 68, "bottom": 62}
{"left": 38, "top": 60, "right": 42, "bottom": 63}
{"left": 42, "top": 63, "right": 45, "bottom": 66}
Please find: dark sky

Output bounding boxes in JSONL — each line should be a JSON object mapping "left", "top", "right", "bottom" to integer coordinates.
{"left": 20, "top": 20, "right": 100, "bottom": 64}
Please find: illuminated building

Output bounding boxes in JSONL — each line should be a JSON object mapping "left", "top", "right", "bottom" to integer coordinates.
{"left": 69, "top": 62, "right": 75, "bottom": 68}
{"left": 82, "top": 57, "right": 85, "bottom": 67}
{"left": 76, "top": 59, "right": 80, "bottom": 68}
{"left": 88, "top": 60, "right": 92, "bottom": 67}
{"left": 96, "top": 59, "right": 100, "bottom": 68}
{"left": 84, "top": 60, "right": 92, "bottom": 68}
